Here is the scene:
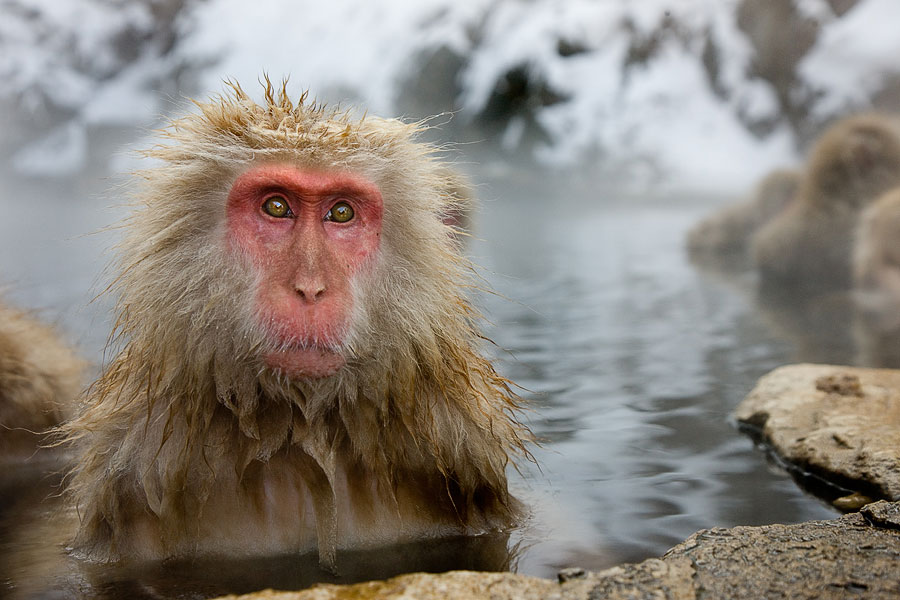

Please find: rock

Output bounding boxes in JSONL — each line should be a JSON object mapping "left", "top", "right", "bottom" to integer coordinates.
{"left": 212, "top": 505, "right": 900, "bottom": 599}
{"left": 662, "top": 511, "right": 900, "bottom": 598}
{"left": 734, "top": 363, "right": 900, "bottom": 501}
{"left": 210, "top": 571, "right": 558, "bottom": 600}
{"left": 862, "top": 499, "right": 900, "bottom": 529}
{"left": 833, "top": 492, "right": 874, "bottom": 511}
{"left": 557, "top": 567, "right": 587, "bottom": 583}
{"left": 582, "top": 557, "right": 696, "bottom": 599}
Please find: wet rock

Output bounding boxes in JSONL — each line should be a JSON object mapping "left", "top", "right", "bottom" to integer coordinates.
{"left": 734, "top": 363, "right": 900, "bottom": 501}
{"left": 212, "top": 505, "right": 900, "bottom": 599}
{"left": 557, "top": 566, "right": 586, "bottom": 582}
{"left": 833, "top": 492, "right": 874, "bottom": 511}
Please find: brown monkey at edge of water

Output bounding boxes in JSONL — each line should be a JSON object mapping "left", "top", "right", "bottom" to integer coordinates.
{"left": 752, "top": 113, "right": 900, "bottom": 291}
{"left": 850, "top": 187, "right": 900, "bottom": 368}
{"left": 687, "top": 168, "right": 800, "bottom": 260}
{"left": 61, "top": 79, "right": 531, "bottom": 568}
{"left": 854, "top": 186, "right": 900, "bottom": 299}
{"left": 0, "top": 302, "right": 83, "bottom": 460}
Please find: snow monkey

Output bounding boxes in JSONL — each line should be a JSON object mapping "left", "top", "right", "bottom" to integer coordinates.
{"left": 62, "top": 80, "right": 531, "bottom": 567}
{"left": 687, "top": 168, "right": 800, "bottom": 259}
{"left": 0, "top": 301, "right": 84, "bottom": 460}
{"left": 851, "top": 187, "right": 900, "bottom": 367}
{"left": 752, "top": 113, "right": 900, "bottom": 291}
{"left": 854, "top": 186, "right": 900, "bottom": 298}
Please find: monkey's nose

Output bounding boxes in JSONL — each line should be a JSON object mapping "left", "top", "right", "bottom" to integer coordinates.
{"left": 295, "top": 284, "right": 326, "bottom": 303}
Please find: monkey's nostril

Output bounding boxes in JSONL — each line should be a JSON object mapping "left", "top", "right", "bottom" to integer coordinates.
{"left": 296, "top": 285, "right": 326, "bottom": 302}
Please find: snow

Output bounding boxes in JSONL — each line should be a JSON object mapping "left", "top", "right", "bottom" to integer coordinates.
{"left": 554, "top": 42, "right": 795, "bottom": 191}
{"left": 0, "top": 0, "right": 155, "bottom": 111}
{"left": 455, "top": 0, "right": 791, "bottom": 189}
{"left": 794, "top": 0, "right": 837, "bottom": 21}
{"left": 175, "top": 0, "right": 494, "bottom": 114}
{"left": 81, "top": 57, "right": 168, "bottom": 126}
{"left": 800, "top": 0, "right": 900, "bottom": 117}
{"left": 2, "top": 0, "right": 897, "bottom": 191}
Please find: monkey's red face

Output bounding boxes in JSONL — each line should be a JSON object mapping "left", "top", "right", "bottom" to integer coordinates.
{"left": 225, "top": 164, "right": 383, "bottom": 379}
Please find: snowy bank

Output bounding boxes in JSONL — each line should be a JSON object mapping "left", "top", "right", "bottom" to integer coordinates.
{"left": 2, "top": 0, "right": 899, "bottom": 191}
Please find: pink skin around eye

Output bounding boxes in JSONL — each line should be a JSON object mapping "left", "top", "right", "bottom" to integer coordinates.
{"left": 225, "top": 164, "right": 383, "bottom": 378}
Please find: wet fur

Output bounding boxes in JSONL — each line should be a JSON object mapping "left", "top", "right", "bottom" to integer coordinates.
{"left": 62, "top": 81, "right": 531, "bottom": 565}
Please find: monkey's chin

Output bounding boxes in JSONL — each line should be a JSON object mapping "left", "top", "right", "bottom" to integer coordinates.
{"left": 264, "top": 348, "right": 345, "bottom": 379}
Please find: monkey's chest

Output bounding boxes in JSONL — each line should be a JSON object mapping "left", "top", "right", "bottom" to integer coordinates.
{"left": 181, "top": 457, "right": 474, "bottom": 557}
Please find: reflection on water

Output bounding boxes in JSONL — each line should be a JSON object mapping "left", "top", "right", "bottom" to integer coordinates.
{"left": 468, "top": 169, "right": 846, "bottom": 575}
{"left": 0, "top": 464, "right": 512, "bottom": 599}
{"left": 3, "top": 122, "right": 892, "bottom": 597}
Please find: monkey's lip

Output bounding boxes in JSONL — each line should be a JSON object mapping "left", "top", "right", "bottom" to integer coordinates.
{"left": 264, "top": 344, "right": 345, "bottom": 379}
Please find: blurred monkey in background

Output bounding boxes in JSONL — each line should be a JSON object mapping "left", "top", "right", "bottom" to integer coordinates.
{"left": 0, "top": 301, "right": 83, "bottom": 460}
{"left": 752, "top": 113, "right": 900, "bottom": 291}
{"left": 687, "top": 168, "right": 800, "bottom": 260}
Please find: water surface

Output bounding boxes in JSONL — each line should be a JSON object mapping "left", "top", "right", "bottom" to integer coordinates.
{"left": 0, "top": 125, "right": 862, "bottom": 598}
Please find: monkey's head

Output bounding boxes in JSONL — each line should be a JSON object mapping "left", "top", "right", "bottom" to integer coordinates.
{"left": 803, "top": 113, "right": 900, "bottom": 211}
{"left": 857, "top": 188, "right": 900, "bottom": 274}
{"left": 753, "top": 168, "right": 800, "bottom": 218}
{"left": 117, "top": 80, "right": 473, "bottom": 403}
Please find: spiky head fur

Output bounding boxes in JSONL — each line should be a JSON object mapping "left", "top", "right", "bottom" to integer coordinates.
{"left": 61, "top": 80, "right": 530, "bottom": 565}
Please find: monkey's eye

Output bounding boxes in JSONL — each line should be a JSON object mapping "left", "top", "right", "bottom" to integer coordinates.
{"left": 262, "top": 196, "right": 291, "bottom": 218}
{"left": 325, "top": 201, "right": 354, "bottom": 223}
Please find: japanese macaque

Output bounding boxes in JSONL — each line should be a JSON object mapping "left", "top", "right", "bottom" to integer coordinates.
{"left": 687, "top": 168, "right": 800, "bottom": 258}
{"left": 751, "top": 113, "right": 900, "bottom": 291}
{"left": 61, "top": 80, "right": 530, "bottom": 568}
{"left": 851, "top": 187, "right": 900, "bottom": 366}
{"left": 854, "top": 187, "right": 900, "bottom": 299}
{"left": 0, "top": 302, "right": 84, "bottom": 460}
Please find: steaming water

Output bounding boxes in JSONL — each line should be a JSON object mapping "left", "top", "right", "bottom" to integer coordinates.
{"left": 0, "top": 124, "right": 863, "bottom": 599}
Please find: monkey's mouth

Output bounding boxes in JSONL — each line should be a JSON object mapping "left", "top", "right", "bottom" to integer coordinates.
{"left": 264, "top": 341, "right": 345, "bottom": 379}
